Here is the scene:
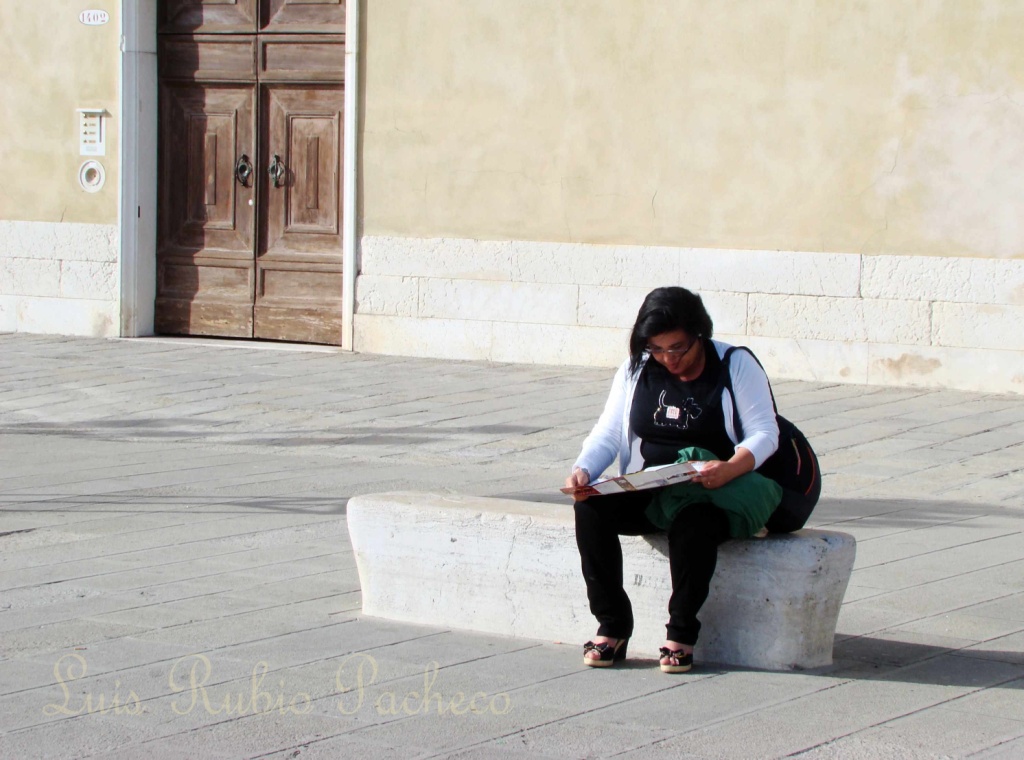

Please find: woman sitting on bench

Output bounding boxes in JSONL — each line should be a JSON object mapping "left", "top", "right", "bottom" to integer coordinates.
{"left": 566, "top": 286, "right": 814, "bottom": 672}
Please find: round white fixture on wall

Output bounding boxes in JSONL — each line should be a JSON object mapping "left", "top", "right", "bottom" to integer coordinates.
{"left": 79, "top": 160, "right": 105, "bottom": 193}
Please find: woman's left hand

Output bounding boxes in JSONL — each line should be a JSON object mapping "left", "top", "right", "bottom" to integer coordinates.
{"left": 696, "top": 460, "right": 738, "bottom": 490}
{"left": 696, "top": 448, "right": 755, "bottom": 490}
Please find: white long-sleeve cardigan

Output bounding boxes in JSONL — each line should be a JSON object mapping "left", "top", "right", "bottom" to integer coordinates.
{"left": 573, "top": 340, "right": 780, "bottom": 481}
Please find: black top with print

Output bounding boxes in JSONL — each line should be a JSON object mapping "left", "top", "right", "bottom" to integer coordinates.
{"left": 629, "top": 341, "right": 735, "bottom": 466}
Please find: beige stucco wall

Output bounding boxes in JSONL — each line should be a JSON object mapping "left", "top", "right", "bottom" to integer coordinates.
{"left": 0, "top": 2, "right": 122, "bottom": 336}
{"left": 363, "top": 0, "right": 1024, "bottom": 260}
{"left": 0, "top": 1, "right": 121, "bottom": 225}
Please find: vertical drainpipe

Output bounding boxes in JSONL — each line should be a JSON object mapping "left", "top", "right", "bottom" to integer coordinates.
{"left": 118, "top": 0, "right": 156, "bottom": 337}
{"left": 118, "top": 1, "right": 138, "bottom": 336}
{"left": 118, "top": 4, "right": 134, "bottom": 336}
{"left": 342, "top": 0, "right": 360, "bottom": 351}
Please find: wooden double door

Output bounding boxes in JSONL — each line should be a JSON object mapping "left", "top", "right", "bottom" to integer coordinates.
{"left": 155, "top": 1, "right": 345, "bottom": 344}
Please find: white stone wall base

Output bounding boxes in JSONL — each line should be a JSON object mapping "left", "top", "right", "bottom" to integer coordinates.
{"left": 353, "top": 314, "right": 628, "bottom": 368}
{"left": 0, "top": 221, "right": 120, "bottom": 338}
{"left": 356, "top": 236, "right": 1024, "bottom": 394}
{"left": 354, "top": 315, "right": 1022, "bottom": 394}
{"left": 0, "top": 296, "right": 118, "bottom": 337}
{"left": 347, "top": 492, "right": 857, "bottom": 671}
{"left": 716, "top": 334, "right": 1024, "bottom": 394}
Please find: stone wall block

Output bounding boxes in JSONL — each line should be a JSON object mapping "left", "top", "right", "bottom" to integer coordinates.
{"left": 868, "top": 343, "right": 1024, "bottom": 394}
{"left": 60, "top": 261, "right": 118, "bottom": 300}
{"left": 862, "top": 255, "right": 1024, "bottom": 305}
{"left": 0, "top": 295, "right": 15, "bottom": 332}
{"left": 511, "top": 242, "right": 612, "bottom": 285}
{"left": 579, "top": 286, "right": 747, "bottom": 334}
{"left": 700, "top": 291, "right": 748, "bottom": 335}
{"left": 354, "top": 314, "right": 493, "bottom": 362}
{"left": 615, "top": 246, "right": 681, "bottom": 289}
{"left": 931, "top": 302, "right": 1024, "bottom": 351}
{"left": 490, "top": 322, "right": 627, "bottom": 366}
{"left": 679, "top": 249, "right": 861, "bottom": 297}
{"left": 418, "top": 278, "right": 578, "bottom": 325}
{"left": 749, "top": 295, "right": 930, "bottom": 345}
{"left": 511, "top": 241, "right": 681, "bottom": 288}
{"left": 355, "top": 275, "right": 419, "bottom": 317}
{"left": 864, "top": 299, "right": 932, "bottom": 345}
{"left": 361, "top": 236, "right": 514, "bottom": 281}
{"left": 577, "top": 288, "right": 745, "bottom": 335}
{"left": 0, "top": 257, "right": 61, "bottom": 298}
{"left": 577, "top": 285, "right": 649, "bottom": 329}
{"left": 716, "top": 333, "right": 871, "bottom": 385}
{"left": 748, "top": 295, "right": 865, "bottom": 342}
{"left": 0, "top": 221, "right": 118, "bottom": 262}
{"left": 60, "top": 224, "right": 119, "bottom": 263}
{"left": 16, "top": 297, "right": 118, "bottom": 337}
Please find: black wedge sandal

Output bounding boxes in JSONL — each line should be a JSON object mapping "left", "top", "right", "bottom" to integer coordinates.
{"left": 659, "top": 647, "right": 693, "bottom": 673}
{"left": 582, "top": 638, "right": 629, "bottom": 668}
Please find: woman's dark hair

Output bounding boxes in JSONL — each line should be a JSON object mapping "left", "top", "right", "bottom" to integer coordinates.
{"left": 628, "top": 287, "right": 714, "bottom": 373}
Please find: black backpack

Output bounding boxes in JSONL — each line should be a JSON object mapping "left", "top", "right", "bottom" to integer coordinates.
{"left": 720, "top": 347, "right": 821, "bottom": 531}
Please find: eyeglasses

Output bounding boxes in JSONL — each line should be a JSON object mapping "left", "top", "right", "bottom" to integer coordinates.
{"left": 646, "top": 338, "right": 699, "bottom": 358}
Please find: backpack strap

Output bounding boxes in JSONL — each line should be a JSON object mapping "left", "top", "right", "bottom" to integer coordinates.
{"left": 720, "top": 345, "right": 780, "bottom": 440}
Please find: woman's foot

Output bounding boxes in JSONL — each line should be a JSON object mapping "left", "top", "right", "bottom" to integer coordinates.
{"left": 659, "top": 640, "right": 693, "bottom": 673}
{"left": 582, "top": 636, "right": 629, "bottom": 667}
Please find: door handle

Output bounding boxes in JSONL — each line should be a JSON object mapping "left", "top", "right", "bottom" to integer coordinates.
{"left": 234, "top": 154, "right": 253, "bottom": 187}
{"left": 269, "top": 154, "right": 286, "bottom": 188}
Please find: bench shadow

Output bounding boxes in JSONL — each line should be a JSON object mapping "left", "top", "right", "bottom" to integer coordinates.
{"left": 532, "top": 637, "right": 1024, "bottom": 689}
{"left": 830, "top": 635, "right": 1024, "bottom": 672}
{"left": 638, "top": 638, "right": 1024, "bottom": 689}
{"left": 805, "top": 637, "right": 1023, "bottom": 689}
{"left": 807, "top": 495, "right": 1012, "bottom": 529}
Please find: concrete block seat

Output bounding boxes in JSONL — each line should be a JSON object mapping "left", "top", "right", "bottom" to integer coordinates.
{"left": 347, "top": 492, "right": 856, "bottom": 671}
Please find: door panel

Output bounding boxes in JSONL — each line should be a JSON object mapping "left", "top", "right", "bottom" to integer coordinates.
{"left": 261, "top": 86, "right": 342, "bottom": 255}
{"left": 156, "top": 82, "right": 257, "bottom": 338}
{"left": 159, "top": 0, "right": 258, "bottom": 34}
{"left": 253, "top": 262, "right": 344, "bottom": 343}
{"left": 159, "top": 35, "right": 258, "bottom": 83}
{"left": 255, "top": 84, "right": 343, "bottom": 344}
{"left": 259, "top": 34, "right": 345, "bottom": 83}
{"left": 262, "top": 0, "right": 345, "bottom": 34}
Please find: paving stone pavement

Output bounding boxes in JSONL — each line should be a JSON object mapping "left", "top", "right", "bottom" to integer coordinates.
{"left": 1, "top": 333, "right": 1023, "bottom": 759}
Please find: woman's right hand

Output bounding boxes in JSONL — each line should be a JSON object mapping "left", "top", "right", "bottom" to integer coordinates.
{"left": 565, "top": 467, "right": 591, "bottom": 499}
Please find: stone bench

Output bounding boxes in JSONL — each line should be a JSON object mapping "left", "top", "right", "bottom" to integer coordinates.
{"left": 347, "top": 492, "right": 856, "bottom": 671}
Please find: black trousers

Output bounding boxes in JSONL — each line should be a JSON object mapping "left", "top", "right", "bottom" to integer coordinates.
{"left": 574, "top": 491, "right": 731, "bottom": 646}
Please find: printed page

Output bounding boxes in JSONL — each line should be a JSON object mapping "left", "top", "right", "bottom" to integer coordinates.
{"left": 561, "top": 461, "right": 705, "bottom": 497}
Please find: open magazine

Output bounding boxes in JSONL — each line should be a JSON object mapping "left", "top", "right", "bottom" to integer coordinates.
{"left": 560, "top": 461, "right": 706, "bottom": 498}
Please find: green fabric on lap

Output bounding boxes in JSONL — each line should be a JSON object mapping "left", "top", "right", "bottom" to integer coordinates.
{"left": 645, "top": 446, "right": 783, "bottom": 538}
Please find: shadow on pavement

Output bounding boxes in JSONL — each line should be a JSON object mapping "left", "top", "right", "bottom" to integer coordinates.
{"left": 0, "top": 494, "right": 349, "bottom": 516}
{"left": 1, "top": 420, "right": 547, "bottom": 446}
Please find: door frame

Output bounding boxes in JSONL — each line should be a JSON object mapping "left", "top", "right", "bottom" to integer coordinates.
{"left": 118, "top": 0, "right": 359, "bottom": 350}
